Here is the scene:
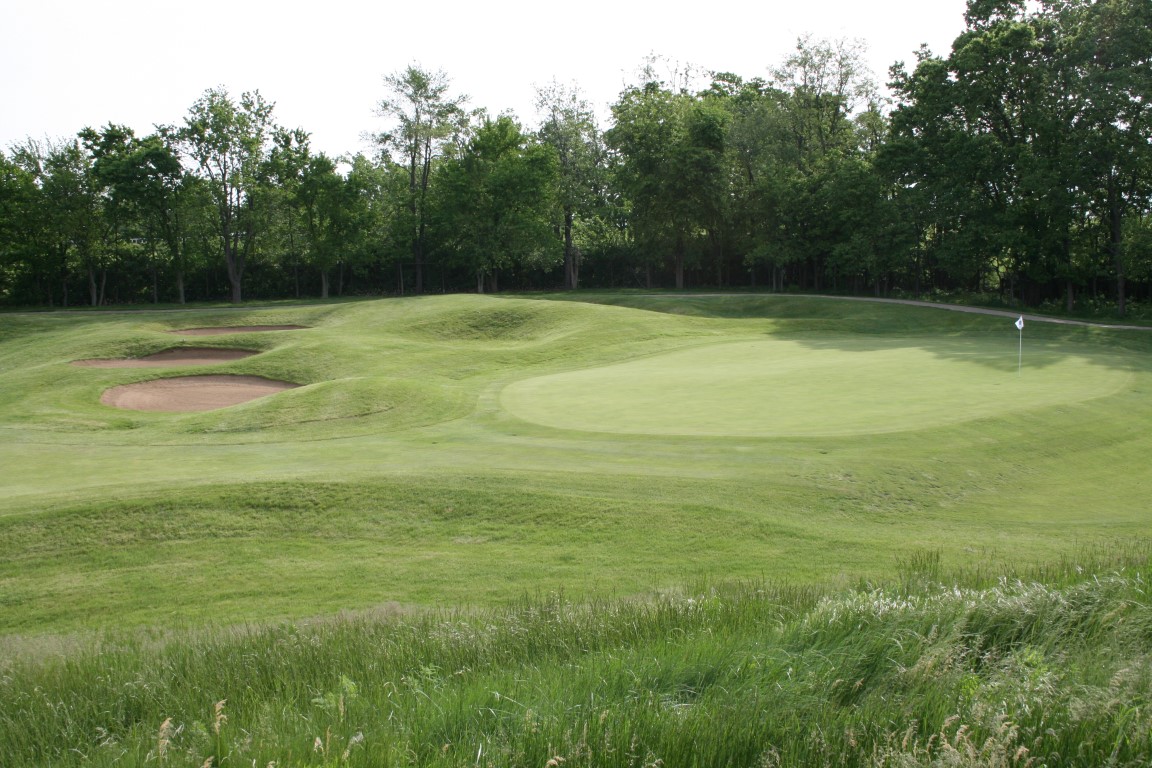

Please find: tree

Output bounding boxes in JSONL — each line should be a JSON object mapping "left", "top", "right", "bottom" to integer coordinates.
{"left": 375, "top": 65, "right": 468, "bottom": 294}
{"left": 773, "top": 35, "right": 878, "bottom": 172}
{"left": 770, "top": 36, "right": 882, "bottom": 291}
{"left": 1066, "top": 0, "right": 1152, "bottom": 315}
{"left": 179, "top": 87, "right": 276, "bottom": 303}
{"left": 80, "top": 124, "right": 192, "bottom": 303}
{"left": 11, "top": 139, "right": 106, "bottom": 306}
{"left": 0, "top": 152, "right": 37, "bottom": 302}
{"left": 534, "top": 81, "right": 609, "bottom": 289}
{"left": 434, "top": 116, "right": 558, "bottom": 292}
{"left": 888, "top": 0, "right": 1152, "bottom": 312}
{"left": 607, "top": 80, "right": 728, "bottom": 289}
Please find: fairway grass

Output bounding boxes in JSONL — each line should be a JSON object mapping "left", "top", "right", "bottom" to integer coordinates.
{"left": 1, "top": 294, "right": 1150, "bottom": 636}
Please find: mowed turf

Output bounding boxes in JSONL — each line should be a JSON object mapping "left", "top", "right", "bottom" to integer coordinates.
{"left": 502, "top": 337, "right": 1130, "bottom": 436}
{"left": 1, "top": 294, "right": 1150, "bottom": 635}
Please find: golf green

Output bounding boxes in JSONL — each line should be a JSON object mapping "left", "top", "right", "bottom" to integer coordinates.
{"left": 500, "top": 336, "right": 1131, "bottom": 436}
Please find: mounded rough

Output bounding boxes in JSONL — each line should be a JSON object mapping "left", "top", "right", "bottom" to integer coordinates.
{"left": 167, "top": 325, "right": 308, "bottom": 335}
{"left": 73, "top": 348, "right": 257, "bottom": 368}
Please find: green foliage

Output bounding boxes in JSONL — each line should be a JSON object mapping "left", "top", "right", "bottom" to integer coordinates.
{"left": 178, "top": 87, "right": 278, "bottom": 303}
{"left": 433, "top": 116, "right": 559, "bottom": 290}
{"left": 607, "top": 80, "right": 730, "bottom": 289}
{"left": 888, "top": 0, "right": 1152, "bottom": 311}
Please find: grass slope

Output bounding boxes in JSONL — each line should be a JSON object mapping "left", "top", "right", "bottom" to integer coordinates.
{"left": 0, "top": 294, "right": 1149, "bottom": 637}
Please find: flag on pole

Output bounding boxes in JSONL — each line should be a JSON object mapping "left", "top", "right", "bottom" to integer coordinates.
{"left": 1015, "top": 316, "right": 1024, "bottom": 376}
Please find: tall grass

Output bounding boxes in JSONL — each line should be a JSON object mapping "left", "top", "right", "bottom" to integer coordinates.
{"left": 2, "top": 549, "right": 1149, "bottom": 767}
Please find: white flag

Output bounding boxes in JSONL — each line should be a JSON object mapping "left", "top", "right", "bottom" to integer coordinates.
{"left": 1015, "top": 316, "right": 1024, "bottom": 330}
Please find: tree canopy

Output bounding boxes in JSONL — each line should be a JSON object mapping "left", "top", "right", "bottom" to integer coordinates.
{"left": 2, "top": 7, "right": 1150, "bottom": 313}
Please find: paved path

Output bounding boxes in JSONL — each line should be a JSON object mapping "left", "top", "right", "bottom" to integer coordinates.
{"left": 644, "top": 293, "right": 1152, "bottom": 331}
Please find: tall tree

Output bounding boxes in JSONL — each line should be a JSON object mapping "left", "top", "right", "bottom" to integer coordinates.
{"left": 12, "top": 139, "right": 106, "bottom": 306}
{"left": 375, "top": 66, "right": 467, "bottom": 294}
{"left": 80, "top": 124, "right": 191, "bottom": 303}
{"left": 0, "top": 151, "right": 43, "bottom": 303}
{"left": 608, "top": 81, "right": 728, "bottom": 289}
{"left": 771, "top": 36, "right": 881, "bottom": 291}
{"left": 179, "top": 87, "right": 276, "bottom": 303}
{"left": 534, "top": 81, "right": 608, "bottom": 290}
{"left": 434, "top": 116, "right": 558, "bottom": 292}
{"left": 888, "top": 0, "right": 1152, "bottom": 312}
{"left": 1066, "top": 0, "right": 1152, "bottom": 315}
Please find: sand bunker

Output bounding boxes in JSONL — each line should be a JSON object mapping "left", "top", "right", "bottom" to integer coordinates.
{"left": 74, "top": 348, "right": 257, "bottom": 368}
{"left": 102, "top": 375, "right": 299, "bottom": 412}
{"left": 168, "top": 325, "right": 308, "bottom": 335}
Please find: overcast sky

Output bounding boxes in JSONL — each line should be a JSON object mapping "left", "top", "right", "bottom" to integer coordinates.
{"left": 2, "top": 0, "right": 970, "bottom": 159}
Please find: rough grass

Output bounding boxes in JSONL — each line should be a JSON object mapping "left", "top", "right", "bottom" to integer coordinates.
{"left": 1, "top": 550, "right": 1149, "bottom": 767}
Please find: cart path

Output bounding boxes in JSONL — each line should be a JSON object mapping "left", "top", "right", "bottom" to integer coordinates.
{"left": 642, "top": 293, "right": 1152, "bottom": 331}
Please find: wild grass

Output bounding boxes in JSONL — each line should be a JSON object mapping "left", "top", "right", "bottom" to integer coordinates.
{"left": 1, "top": 549, "right": 1149, "bottom": 766}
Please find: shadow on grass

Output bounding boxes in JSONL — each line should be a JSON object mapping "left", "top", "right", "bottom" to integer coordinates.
{"left": 520, "top": 293, "right": 1152, "bottom": 374}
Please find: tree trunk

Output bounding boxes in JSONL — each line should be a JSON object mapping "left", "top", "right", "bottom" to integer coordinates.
{"left": 176, "top": 271, "right": 186, "bottom": 305}
{"left": 563, "top": 208, "right": 577, "bottom": 290}
{"left": 674, "top": 234, "right": 685, "bottom": 290}
{"left": 709, "top": 229, "right": 723, "bottom": 287}
{"left": 88, "top": 265, "right": 98, "bottom": 307}
{"left": 413, "top": 234, "right": 424, "bottom": 294}
{"left": 321, "top": 269, "right": 329, "bottom": 299}
{"left": 225, "top": 245, "right": 243, "bottom": 304}
{"left": 224, "top": 224, "right": 246, "bottom": 304}
{"left": 1110, "top": 190, "right": 1125, "bottom": 317}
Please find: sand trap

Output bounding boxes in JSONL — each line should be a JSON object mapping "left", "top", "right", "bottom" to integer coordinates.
{"left": 168, "top": 325, "right": 308, "bottom": 335}
{"left": 73, "top": 348, "right": 257, "bottom": 368}
{"left": 102, "top": 375, "right": 299, "bottom": 412}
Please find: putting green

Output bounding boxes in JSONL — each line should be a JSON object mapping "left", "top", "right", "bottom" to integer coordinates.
{"left": 500, "top": 337, "right": 1133, "bottom": 437}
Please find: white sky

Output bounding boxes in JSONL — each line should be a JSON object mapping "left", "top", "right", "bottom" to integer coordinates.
{"left": 2, "top": 0, "right": 970, "bottom": 160}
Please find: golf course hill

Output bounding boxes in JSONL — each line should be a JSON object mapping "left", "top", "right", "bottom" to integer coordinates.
{"left": 1, "top": 293, "right": 1149, "bottom": 766}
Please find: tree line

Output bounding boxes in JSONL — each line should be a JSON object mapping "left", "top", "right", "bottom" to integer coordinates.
{"left": 1, "top": 0, "right": 1149, "bottom": 313}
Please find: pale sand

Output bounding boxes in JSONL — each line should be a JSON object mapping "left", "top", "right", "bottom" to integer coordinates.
{"left": 101, "top": 375, "right": 298, "bottom": 412}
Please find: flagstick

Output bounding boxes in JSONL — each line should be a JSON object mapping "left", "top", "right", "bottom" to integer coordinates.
{"left": 1018, "top": 326, "right": 1022, "bottom": 377}
{"left": 1014, "top": 316, "right": 1024, "bottom": 377}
